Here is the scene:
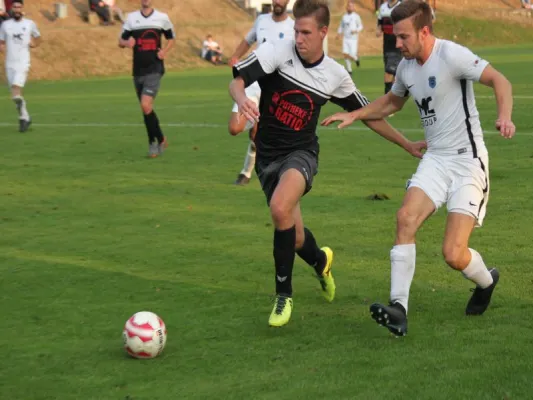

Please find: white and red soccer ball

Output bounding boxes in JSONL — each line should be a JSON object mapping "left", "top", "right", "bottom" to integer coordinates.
{"left": 123, "top": 311, "right": 167, "bottom": 359}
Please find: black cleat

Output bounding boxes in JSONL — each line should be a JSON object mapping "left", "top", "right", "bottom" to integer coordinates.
{"left": 19, "top": 119, "right": 32, "bottom": 133}
{"left": 465, "top": 268, "right": 499, "bottom": 316}
{"left": 234, "top": 173, "right": 250, "bottom": 186}
{"left": 370, "top": 302, "right": 408, "bottom": 337}
{"left": 356, "top": 59, "right": 360, "bottom": 68}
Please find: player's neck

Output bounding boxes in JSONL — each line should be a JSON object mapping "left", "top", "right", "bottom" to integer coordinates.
{"left": 141, "top": 7, "right": 154, "bottom": 16}
{"left": 416, "top": 36, "right": 436, "bottom": 65}
{"left": 272, "top": 13, "right": 288, "bottom": 23}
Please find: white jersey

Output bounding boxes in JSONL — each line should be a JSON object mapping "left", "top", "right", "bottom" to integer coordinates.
{"left": 392, "top": 39, "right": 490, "bottom": 158}
{"left": 337, "top": 12, "right": 363, "bottom": 40}
{"left": 245, "top": 13, "right": 295, "bottom": 47}
{"left": 0, "top": 18, "right": 40, "bottom": 69}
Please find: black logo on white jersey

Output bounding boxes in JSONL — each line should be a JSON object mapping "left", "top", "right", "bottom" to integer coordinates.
{"left": 285, "top": 59, "right": 293, "bottom": 67}
{"left": 415, "top": 96, "right": 437, "bottom": 127}
{"left": 13, "top": 33, "right": 23, "bottom": 40}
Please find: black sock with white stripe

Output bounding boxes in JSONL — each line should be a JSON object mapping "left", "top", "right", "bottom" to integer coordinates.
{"left": 274, "top": 226, "right": 296, "bottom": 296}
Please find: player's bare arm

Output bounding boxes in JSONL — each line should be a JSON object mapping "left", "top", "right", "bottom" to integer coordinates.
{"left": 229, "top": 76, "right": 259, "bottom": 124}
{"left": 478, "top": 65, "right": 515, "bottom": 139}
{"left": 119, "top": 37, "right": 136, "bottom": 48}
{"left": 0, "top": 40, "right": 5, "bottom": 53}
{"left": 321, "top": 92, "right": 408, "bottom": 128}
{"left": 30, "top": 37, "right": 41, "bottom": 48}
{"left": 157, "top": 38, "right": 175, "bottom": 60}
{"left": 362, "top": 119, "right": 426, "bottom": 158}
{"left": 229, "top": 39, "right": 251, "bottom": 67}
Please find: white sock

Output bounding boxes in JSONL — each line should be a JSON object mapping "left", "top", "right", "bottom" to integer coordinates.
{"left": 240, "top": 141, "right": 256, "bottom": 179}
{"left": 390, "top": 244, "right": 416, "bottom": 314}
{"left": 344, "top": 59, "right": 352, "bottom": 73}
{"left": 13, "top": 96, "right": 29, "bottom": 120}
{"left": 462, "top": 248, "right": 493, "bottom": 289}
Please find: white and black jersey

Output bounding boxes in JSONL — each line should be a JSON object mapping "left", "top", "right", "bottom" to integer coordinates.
{"left": 392, "top": 39, "right": 490, "bottom": 157}
{"left": 245, "top": 13, "right": 295, "bottom": 47}
{"left": 121, "top": 9, "right": 175, "bottom": 76}
{"left": 233, "top": 40, "right": 369, "bottom": 160}
{"left": 0, "top": 18, "right": 40, "bottom": 69}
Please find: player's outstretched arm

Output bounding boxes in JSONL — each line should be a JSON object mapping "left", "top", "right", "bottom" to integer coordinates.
{"left": 321, "top": 92, "right": 407, "bottom": 128}
{"left": 479, "top": 65, "right": 515, "bottom": 139}
{"left": 363, "top": 119, "right": 426, "bottom": 159}
{"left": 229, "top": 77, "right": 259, "bottom": 125}
{"left": 229, "top": 39, "right": 252, "bottom": 67}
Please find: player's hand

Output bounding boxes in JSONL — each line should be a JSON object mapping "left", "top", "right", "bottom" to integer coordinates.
{"left": 496, "top": 119, "right": 515, "bottom": 139}
{"left": 127, "top": 37, "right": 136, "bottom": 48}
{"left": 98, "top": 1, "right": 104, "bottom": 6}
{"left": 237, "top": 98, "right": 260, "bottom": 125}
{"left": 375, "top": 30, "right": 382, "bottom": 38}
{"left": 229, "top": 56, "right": 240, "bottom": 67}
{"left": 157, "top": 49, "right": 166, "bottom": 60}
{"left": 321, "top": 111, "right": 359, "bottom": 129}
{"left": 404, "top": 140, "right": 427, "bottom": 159}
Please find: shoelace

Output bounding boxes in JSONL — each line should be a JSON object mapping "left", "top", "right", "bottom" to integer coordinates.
{"left": 275, "top": 296, "right": 287, "bottom": 315}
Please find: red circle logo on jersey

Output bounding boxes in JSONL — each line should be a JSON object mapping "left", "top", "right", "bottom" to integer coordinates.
{"left": 269, "top": 90, "right": 314, "bottom": 131}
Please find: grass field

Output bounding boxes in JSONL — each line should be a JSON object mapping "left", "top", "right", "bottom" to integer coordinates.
{"left": 1, "top": 45, "right": 532, "bottom": 400}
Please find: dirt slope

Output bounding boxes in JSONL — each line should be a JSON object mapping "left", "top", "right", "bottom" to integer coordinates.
{"left": 0, "top": 0, "right": 530, "bottom": 81}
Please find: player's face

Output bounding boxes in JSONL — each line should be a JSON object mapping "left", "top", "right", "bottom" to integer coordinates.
{"left": 294, "top": 16, "right": 328, "bottom": 61}
{"left": 272, "top": 0, "right": 289, "bottom": 16}
{"left": 393, "top": 18, "right": 422, "bottom": 60}
{"left": 347, "top": 2, "right": 355, "bottom": 13}
{"left": 141, "top": 0, "right": 152, "bottom": 9}
{"left": 11, "top": 2, "right": 23, "bottom": 19}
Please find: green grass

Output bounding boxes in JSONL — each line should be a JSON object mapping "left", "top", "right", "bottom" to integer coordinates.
{"left": 434, "top": 13, "right": 533, "bottom": 47}
{"left": 1, "top": 45, "right": 533, "bottom": 400}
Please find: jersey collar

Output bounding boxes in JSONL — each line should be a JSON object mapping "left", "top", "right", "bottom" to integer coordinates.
{"left": 141, "top": 8, "right": 155, "bottom": 18}
{"left": 295, "top": 47, "right": 325, "bottom": 69}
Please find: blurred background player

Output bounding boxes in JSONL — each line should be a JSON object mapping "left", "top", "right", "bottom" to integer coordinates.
{"left": 119, "top": 0, "right": 175, "bottom": 158}
{"left": 337, "top": 0, "right": 363, "bottom": 75}
{"left": 228, "top": 0, "right": 294, "bottom": 186}
{"left": 0, "top": 0, "right": 41, "bottom": 132}
{"left": 377, "top": 0, "right": 402, "bottom": 95}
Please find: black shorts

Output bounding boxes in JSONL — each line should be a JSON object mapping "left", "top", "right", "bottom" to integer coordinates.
{"left": 133, "top": 73, "right": 162, "bottom": 99}
{"left": 383, "top": 50, "right": 402, "bottom": 75}
{"left": 255, "top": 150, "right": 318, "bottom": 205}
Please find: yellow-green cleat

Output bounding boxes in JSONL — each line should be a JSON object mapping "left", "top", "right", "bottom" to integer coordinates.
{"left": 317, "top": 247, "right": 335, "bottom": 302}
{"left": 268, "top": 295, "right": 293, "bottom": 327}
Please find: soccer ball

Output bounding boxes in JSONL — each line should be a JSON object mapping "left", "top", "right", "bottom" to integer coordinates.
{"left": 122, "top": 311, "right": 167, "bottom": 359}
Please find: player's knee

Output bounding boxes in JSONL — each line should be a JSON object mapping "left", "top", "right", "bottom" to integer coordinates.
{"left": 270, "top": 200, "right": 292, "bottom": 227}
{"left": 140, "top": 101, "right": 153, "bottom": 115}
{"left": 228, "top": 121, "right": 241, "bottom": 136}
{"left": 396, "top": 207, "right": 419, "bottom": 231}
{"left": 442, "top": 243, "right": 467, "bottom": 270}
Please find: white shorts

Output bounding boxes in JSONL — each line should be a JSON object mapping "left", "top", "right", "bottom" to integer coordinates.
{"left": 342, "top": 38, "right": 359, "bottom": 59}
{"left": 6, "top": 67, "right": 28, "bottom": 88}
{"left": 231, "top": 81, "right": 261, "bottom": 131}
{"left": 407, "top": 153, "right": 490, "bottom": 226}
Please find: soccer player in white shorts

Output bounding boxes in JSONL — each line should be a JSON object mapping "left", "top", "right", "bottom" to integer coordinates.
{"left": 0, "top": 0, "right": 41, "bottom": 132}
{"left": 322, "top": 0, "right": 515, "bottom": 337}
{"left": 336, "top": 0, "right": 363, "bottom": 74}
{"left": 227, "top": 0, "right": 295, "bottom": 185}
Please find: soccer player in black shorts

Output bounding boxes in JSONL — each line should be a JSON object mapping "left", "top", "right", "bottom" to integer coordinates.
{"left": 377, "top": 0, "right": 402, "bottom": 94}
{"left": 230, "top": 0, "right": 426, "bottom": 327}
{"left": 119, "top": 0, "right": 175, "bottom": 158}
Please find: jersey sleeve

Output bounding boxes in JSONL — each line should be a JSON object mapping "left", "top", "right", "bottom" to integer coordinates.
{"left": 445, "top": 42, "right": 489, "bottom": 82}
{"left": 330, "top": 71, "right": 370, "bottom": 112}
{"left": 244, "top": 17, "right": 259, "bottom": 45}
{"left": 356, "top": 15, "right": 363, "bottom": 32}
{"left": 232, "top": 42, "right": 279, "bottom": 87}
{"left": 391, "top": 60, "right": 409, "bottom": 97}
{"left": 31, "top": 21, "right": 41, "bottom": 38}
{"left": 162, "top": 15, "right": 175, "bottom": 39}
{"left": 120, "top": 16, "right": 133, "bottom": 40}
